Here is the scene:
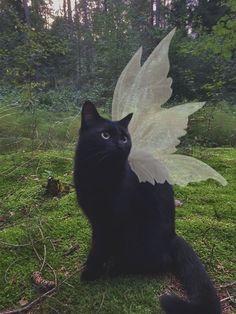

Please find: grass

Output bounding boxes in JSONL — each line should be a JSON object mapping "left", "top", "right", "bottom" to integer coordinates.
{"left": 0, "top": 147, "right": 235, "bottom": 313}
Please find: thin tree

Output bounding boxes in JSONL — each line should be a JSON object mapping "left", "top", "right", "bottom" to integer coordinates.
{"left": 23, "top": 0, "right": 31, "bottom": 26}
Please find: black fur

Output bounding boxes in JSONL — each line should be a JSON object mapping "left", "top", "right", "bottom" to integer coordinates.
{"left": 74, "top": 101, "right": 221, "bottom": 314}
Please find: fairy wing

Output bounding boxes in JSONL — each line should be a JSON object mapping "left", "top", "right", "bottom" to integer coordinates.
{"left": 112, "top": 47, "right": 142, "bottom": 120}
{"left": 159, "top": 154, "right": 227, "bottom": 186}
{"left": 112, "top": 28, "right": 227, "bottom": 186}
{"left": 128, "top": 150, "right": 227, "bottom": 186}
{"left": 128, "top": 102, "right": 227, "bottom": 186}
{"left": 128, "top": 150, "right": 172, "bottom": 185}
{"left": 112, "top": 28, "right": 176, "bottom": 120}
{"left": 130, "top": 102, "right": 205, "bottom": 155}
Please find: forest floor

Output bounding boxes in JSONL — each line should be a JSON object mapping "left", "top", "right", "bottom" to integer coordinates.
{"left": 0, "top": 147, "right": 235, "bottom": 313}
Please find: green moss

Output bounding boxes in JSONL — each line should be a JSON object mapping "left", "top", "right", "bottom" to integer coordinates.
{"left": 0, "top": 148, "right": 235, "bottom": 313}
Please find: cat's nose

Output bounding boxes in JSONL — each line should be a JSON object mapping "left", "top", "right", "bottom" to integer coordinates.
{"left": 117, "top": 141, "right": 124, "bottom": 149}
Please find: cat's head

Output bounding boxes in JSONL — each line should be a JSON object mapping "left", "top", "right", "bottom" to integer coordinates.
{"left": 78, "top": 101, "right": 133, "bottom": 164}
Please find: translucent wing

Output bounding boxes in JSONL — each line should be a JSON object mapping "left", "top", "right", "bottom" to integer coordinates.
{"left": 112, "top": 47, "right": 142, "bottom": 120}
{"left": 128, "top": 153, "right": 227, "bottom": 186}
{"left": 128, "top": 150, "right": 172, "bottom": 185}
{"left": 112, "top": 28, "right": 227, "bottom": 186}
{"left": 159, "top": 154, "right": 227, "bottom": 186}
{"left": 112, "top": 28, "right": 176, "bottom": 120}
{"left": 130, "top": 102, "right": 205, "bottom": 155}
{"left": 128, "top": 101, "right": 227, "bottom": 185}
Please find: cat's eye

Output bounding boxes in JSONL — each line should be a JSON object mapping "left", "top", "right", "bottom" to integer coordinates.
{"left": 121, "top": 135, "right": 128, "bottom": 143}
{"left": 101, "top": 131, "right": 110, "bottom": 140}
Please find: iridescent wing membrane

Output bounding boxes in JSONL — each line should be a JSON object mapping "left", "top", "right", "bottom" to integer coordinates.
{"left": 112, "top": 28, "right": 227, "bottom": 186}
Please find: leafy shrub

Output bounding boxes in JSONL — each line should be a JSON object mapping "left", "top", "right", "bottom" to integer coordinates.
{"left": 182, "top": 102, "right": 236, "bottom": 147}
{"left": 0, "top": 104, "right": 81, "bottom": 153}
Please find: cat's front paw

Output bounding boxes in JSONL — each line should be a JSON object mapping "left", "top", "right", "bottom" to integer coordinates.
{"left": 80, "top": 266, "right": 102, "bottom": 282}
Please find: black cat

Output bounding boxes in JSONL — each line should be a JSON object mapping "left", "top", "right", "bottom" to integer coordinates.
{"left": 74, "top": 101, "right": 221, "bottom": 314}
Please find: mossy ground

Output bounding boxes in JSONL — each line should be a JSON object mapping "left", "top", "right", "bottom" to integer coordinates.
{"left": 0, "top": 147, "right": 235, "bottom": 313}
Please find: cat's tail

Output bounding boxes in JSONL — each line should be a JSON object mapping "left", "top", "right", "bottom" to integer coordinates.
{"left": 160, "top": 236, "right": 221, "bottom": 314}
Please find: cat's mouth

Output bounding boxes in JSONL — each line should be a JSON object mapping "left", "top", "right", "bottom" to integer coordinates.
{"left": 99, "top": 149, "right": 128, "bottom": 164}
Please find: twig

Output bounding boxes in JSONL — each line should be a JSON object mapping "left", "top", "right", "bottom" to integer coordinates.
{"left": 62, "top": 281, "right": 74, "bottom": 288}
{"left": 4, "top": 258, "right": 27, "bottom": 284}
{"left": 29, "top": 232, "right": 42, "bottom": 262}
{"left": 219, "top": 281, "right": 236, "bottom": 289}
{"left": 48, "top": 295, "right": 70, "bottom": 309}
{"left": 35, "top": 158, "right": 41, "bottom": 175}
{"left": 46, "top": 304, "right": 60, "bottom": 314}
{"left": 0, "top": 287, "right": 56, "bottom": 314}
{"left": 220, "top": 295, "right": 234, "bottom": 303}
{"left": 58, "top": 265, "right": 84, "bottom": 288}
{"left": 2, "top": 158, "right": 36, "bottom": 176}
{"left": 0, "top": 241, "right": 31, "bottom": 247}
{"left": 49, "top": 264, "right": 58, "bottom": 287}
{"left": 38, "top": 225, "right": 47, "bottom": 272}
{"left": 40, "top": 243, "right": 47, "bottom": 272}
{"left": 49, "top": 239, "right": 56, "bottom": 252}
{"left": 96, "top": 291, "right": 106, "bottom": 313}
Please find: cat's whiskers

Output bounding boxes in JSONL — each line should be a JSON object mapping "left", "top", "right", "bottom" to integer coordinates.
{"left": 96, "top": 152, "right": 111, "bottom": 164}
{"left": 79, "top": 150, "right": 110, "bottom": 163}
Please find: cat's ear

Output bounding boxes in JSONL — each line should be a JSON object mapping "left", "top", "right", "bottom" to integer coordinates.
{"left": 81, "top": 100, "right": 101, "bottom": 129}
{"left": 119, "top": 113, "right": 133, "bottom": 129}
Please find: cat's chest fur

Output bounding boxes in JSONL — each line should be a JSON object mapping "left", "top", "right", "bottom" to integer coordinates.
{"left": 75, "top": 156, "right": 175, "bottom": 233}
{"left": 74, "top": 161, "right": 137, "bottom": 224}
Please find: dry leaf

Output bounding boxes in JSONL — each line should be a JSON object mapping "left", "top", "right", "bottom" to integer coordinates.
{"left": 217, "top": 264, "right": 225, "bottom": 270}
{"left": 19, "top": 298, "right": 28, "bottom": 306}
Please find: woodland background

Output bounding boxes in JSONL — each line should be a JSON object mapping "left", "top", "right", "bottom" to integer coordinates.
{"left": 0, "top": 0, "right": 236, "bottom": 151}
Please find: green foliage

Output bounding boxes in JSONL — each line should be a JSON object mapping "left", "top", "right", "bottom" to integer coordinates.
{"left": 181, "top": 102, "right": 236, "bottom": 147}
{"left": 177, "top": 1, "right": 236, "bottom": 101}
{"left": 0, "top": 90, "right": 112, "bottom": 153}
{"left": 0, "top": 103, "right": 80, "bottom": 153}
{"left": 0, "top": 0, "right": 235, "bottom": 104}
{"left": 1, "top": 96, "right": 235, "bottom": 155}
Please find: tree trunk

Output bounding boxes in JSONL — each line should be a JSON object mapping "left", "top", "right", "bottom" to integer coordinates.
{"left": 81, "top": 0, "right": 92, "bottom": 76}
{"left": 156, "top": 0, "right": 161, "bottom": 27}
{"left": 104, "top": 0, "right": 108, "bottom": 13}
{"left": 67, "top": 0, "right": 73, "bottom": 24}
{"left": 74, "top": 0, "right": 82, "bottom": 87}
{"left": 63, "top": 0, "right": 67, "bottom": 20}
{"left": 23, "top": 0, "right": 31, "bottom": 27}
{"left": 150, "top": 0, "right": 154, "bottom": 26}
